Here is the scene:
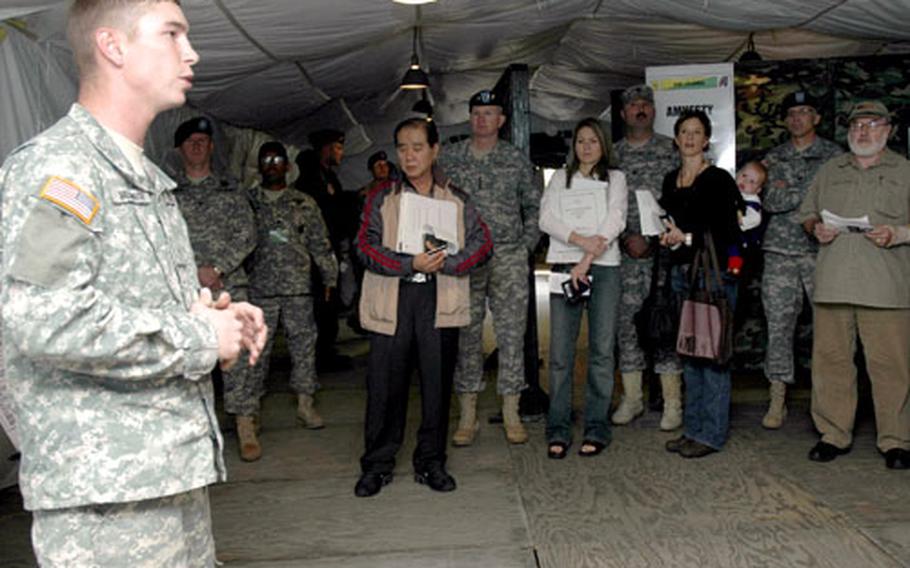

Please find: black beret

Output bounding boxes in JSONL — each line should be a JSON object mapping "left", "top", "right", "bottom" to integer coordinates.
{"left": 367, "top": 150, "right": 388, "bottom": 171}
{"left": 781, "top": 91, "right": 819, "bottom": 115}
{"left": 174, "top": 117, "right": 213, "bottom": 147}
{"left": 469, "top": 89, "right": 502, "bottom": 109}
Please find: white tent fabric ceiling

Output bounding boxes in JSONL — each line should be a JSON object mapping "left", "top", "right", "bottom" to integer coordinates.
{"left": 1, "top": 0, "right": 910, "bottom": 161}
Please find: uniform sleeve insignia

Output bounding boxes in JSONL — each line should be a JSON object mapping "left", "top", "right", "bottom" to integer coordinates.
{"left": 38, "top": 176, "right": 100, "bottom": 225}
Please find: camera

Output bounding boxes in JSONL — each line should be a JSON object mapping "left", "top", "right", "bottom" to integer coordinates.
{"left": 561, "top": 278, "right": 591, "bottom": 304}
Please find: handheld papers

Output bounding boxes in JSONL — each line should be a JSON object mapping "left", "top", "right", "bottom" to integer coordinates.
{"left": 547, "top": 178, "right": 608, "bottom": 258}
{"left": 636, "top": 190, "right": 666, "bottom": 236}
{"left": 396, "top": 192, "right": 460, "bottom": 254}
{"left": 821, "top": 209, "right": 873, "bottom": 233}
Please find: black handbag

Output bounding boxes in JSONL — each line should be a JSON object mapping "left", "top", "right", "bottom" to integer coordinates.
{"left": 634, "top": 249, "right": 678, "bottom": 359}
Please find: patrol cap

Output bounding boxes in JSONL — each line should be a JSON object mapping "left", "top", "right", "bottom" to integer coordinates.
{"left": 174, "top": 117, "right": 213, "bottom": 147}
{"left": 781, "top": 91, "right": 819, "bottom": 115}
{"left": 469, "top": 89, "right": 502, "bottom": 109}
{"left": 309, "top": 128, "right": 345, "bottom": 150}
{"left": 847, "top": 100, "right": 891, "bottom": 122}
{"left": 621, "top": 84, "right": 654, "bottom": 105}
{"left": 258, "top": 140, "right": 288, "bottom": 161}
{"left": 367, "top": 150, "right": 388, "bottom": 171}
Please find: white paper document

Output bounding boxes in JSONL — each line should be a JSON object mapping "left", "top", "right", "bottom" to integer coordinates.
{"left": 548, "top": 179, "right": 608, "bottom": 258}
{"left": 820, "top": 209, "right": 873, "bottom": 232}
{"left": 396, "top": 192, "right": 460, "bottom": 255}
{"left": 636, "top": 190, "right": 666, "bottom": 236}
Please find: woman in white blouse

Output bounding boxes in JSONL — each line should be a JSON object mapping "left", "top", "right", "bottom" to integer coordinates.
{"left": 539, "top": 118, "right": 628, "bottom": 458}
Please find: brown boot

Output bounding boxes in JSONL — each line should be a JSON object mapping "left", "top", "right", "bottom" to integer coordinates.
{"left": 236, "top": 415, "right": 261, "bottom": 462}
{"left": 762, "top": 381, "right": 787, "bottom": 429}
{"left": 452, "top": 393, "right": 480, "bottom": 447}
{"left": 297, "top": 394, "right": 325, "bottom": 429}
{"left": 502, "top": 394, "right": 528, "bottom": 444}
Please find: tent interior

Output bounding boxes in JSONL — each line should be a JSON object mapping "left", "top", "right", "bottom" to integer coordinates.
{"left": 2, "top": 0, "right": 910, "bottom": 488}
{"left": 2, "top": 0, "right": 910, "bottom": 190}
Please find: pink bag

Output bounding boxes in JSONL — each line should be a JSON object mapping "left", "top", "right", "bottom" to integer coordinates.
{"left": 675, "top": 233, "right": 733, "bottom": 364}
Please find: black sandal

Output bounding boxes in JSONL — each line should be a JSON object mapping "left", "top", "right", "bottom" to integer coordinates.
{"left": 578, "top": 440, "right": 606, "bottom": 457}
{"left": 547, "top": 441, "right": 570, "bottom": 460}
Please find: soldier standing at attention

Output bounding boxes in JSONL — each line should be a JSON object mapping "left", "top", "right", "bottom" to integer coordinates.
{"left": 0, "top": 1, "right": 266, "bottom": 565}
{"left": 611, "top": 85, "right": 684, "bottom": 431}
{"left": 760, "top": 91, "right": 841, "bottom": 429}
{"left": 172, "top": 117, "right": 259, "bottom": 461}
{"left": 438, "top": 90, "right": 540, "bottom": 446}
{"left": 247, "top": 141, "right": 338, "bottom": 446}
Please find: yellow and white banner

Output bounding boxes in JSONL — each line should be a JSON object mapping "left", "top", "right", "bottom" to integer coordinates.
{"left": 646, "top": 63, "right": 736, "bottom": 175}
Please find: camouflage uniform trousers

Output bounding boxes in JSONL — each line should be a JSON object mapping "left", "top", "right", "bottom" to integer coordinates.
{"left": 238, "top": 295, "right": 319, "bottom": 416}
{"left": 761, "top": 251, "right": 815, "bottom": 384}
{"left": 617, "top": 255, "right": 682, "bottom": 375}
{"left": 455, "top": 244, "right": 528, "bottom": 395}
{"left": 32, "top": 487, "right": 215, "bottom": 567}
{"left": 220, "top": 286, "right": 254, "bottom": 416}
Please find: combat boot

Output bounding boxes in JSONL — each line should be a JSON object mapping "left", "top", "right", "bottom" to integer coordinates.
{"left": 297, "top": 394, "right": 325, "bottom": 429}
{"left": 612, "top": 371, "right": 644, "bottom": 425}
{"left": 502, "top": 394, "right": 528, "bottom": 444}
{"left": 762, "top": 381, "right": 787, "bottom": 429}
{"left": 659, "top": 373, "right": 683, "bottom": 431}
{"left": 452, "top": 393, "right": 480, "bottom": 447}
{"left": 236, "top": 415, "right": 261, "bottom": 462}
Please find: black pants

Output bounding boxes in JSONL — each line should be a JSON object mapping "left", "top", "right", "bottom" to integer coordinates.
{"left": 314, "top": 282, "right": 340, "bottom": 360}
{"left": 360, "top": 280, "right": 458, "bottom": 474}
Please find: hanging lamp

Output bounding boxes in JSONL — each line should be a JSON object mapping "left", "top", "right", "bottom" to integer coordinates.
{"left": 400, "top": 25, "right": 429, "bottom": 90}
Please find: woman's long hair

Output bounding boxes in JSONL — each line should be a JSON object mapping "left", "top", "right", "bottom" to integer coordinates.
{"left": 565, "top": 118, "right": 614, "bottom": 188}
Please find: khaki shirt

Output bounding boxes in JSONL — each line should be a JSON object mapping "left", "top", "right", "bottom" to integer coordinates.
{"left": 799, "top": 150, "right": 910, "bottom": 307}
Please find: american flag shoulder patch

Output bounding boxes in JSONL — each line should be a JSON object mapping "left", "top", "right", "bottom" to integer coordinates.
{"left": 38, "top": 176, "right": 100, "bottom": 225}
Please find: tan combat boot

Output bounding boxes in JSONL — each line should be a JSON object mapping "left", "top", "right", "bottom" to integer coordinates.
{"left": 452, "top": 393, "right": 480, "bottom": 447}
{"left": 612, "top": 371, "right": 645, "bottom": 425}
{"left": 502, "top": 394, "right": 528, "bottom": 444}
{"left": 659, "top": 373, "right": 683, "bottom": 431}
{"left": 236, "top": 415, "right": 262, "bottom": 462}
{"left": 762, "top": 381, "right": 787, "bottom": 429}
{"left": 297, "top": 394, "right": 325, "bottom": 429}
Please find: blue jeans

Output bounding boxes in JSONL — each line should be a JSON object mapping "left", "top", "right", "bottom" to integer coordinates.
{"left": 546, "top": 265, "right": 621, "bottom": 445}
{"left": 671, "top": 264, "right": 738, "bottom": 450}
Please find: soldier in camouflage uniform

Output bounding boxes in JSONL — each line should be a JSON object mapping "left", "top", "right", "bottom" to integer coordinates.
{"left": 760, "top": 91, "right": 842, "bottom": 429}
{"left": 612, "top": 85, "right": 684, "bottom": 431}
{"left": 247, "top": 141, "right": 339, "bottom": 443}
{"left": 438, "top": 90, "right": 540, "bottom": 446}
{"left": 172, "top": 117, "right": 260, "bottom": 461}
{"left": 0, "top": 2, "right": 266, "bottom": 565}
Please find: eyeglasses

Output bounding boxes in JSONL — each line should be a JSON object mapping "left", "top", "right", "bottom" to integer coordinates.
{"left": 260, "top": 155, "right": 287, "bottom": 166}
{"left": 849, "top": 119, "right": 890, "bottom": 132}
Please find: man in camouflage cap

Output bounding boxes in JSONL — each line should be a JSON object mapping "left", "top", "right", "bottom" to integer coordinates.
{"left": 612, "top": 84, "right": 684, "bottom": 431}
{"left": 247, "top": 141, "right": 338, "bottom": 443}
{"left": 172, "top": 116, "right": 260, "bottom": 461}
{"left": 438, "top": 89, "right": 539, "bottom": 446}
{"left": 0, "top": 1, "right": 266, "bottom": 564}
{"left": 760, "top": 90, "right": 841, "bottom": 429}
